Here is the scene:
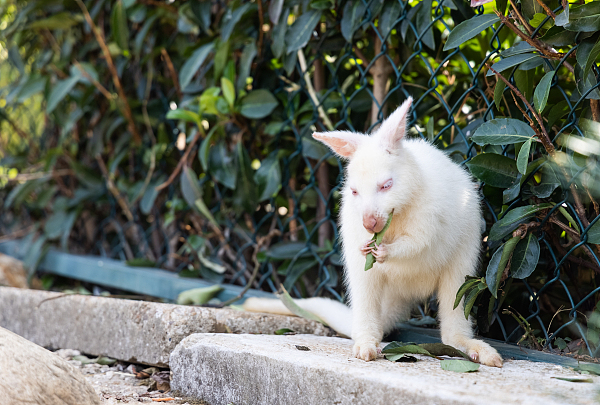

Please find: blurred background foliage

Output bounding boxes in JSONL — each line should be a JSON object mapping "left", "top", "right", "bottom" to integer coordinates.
{"left": 1, "top": 0, "right": 600, "bottom": 357}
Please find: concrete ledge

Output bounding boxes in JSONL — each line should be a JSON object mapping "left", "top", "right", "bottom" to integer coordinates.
{"left": 170, "top": 333, "right": 597, "bottom": 405}
{"left": 0, "top": 287, "right": 333, "bottom": 367}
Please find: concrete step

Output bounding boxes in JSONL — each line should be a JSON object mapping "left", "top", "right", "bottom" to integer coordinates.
{"left": 170, "top": 333, "right": 597, "bottom": 405}
{"left": 0, "top": 287, "right": 333, "bottom": 366}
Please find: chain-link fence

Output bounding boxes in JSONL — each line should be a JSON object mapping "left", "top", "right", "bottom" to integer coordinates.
{"left": 1, "top": 0, "right": 599, "bottom": 356}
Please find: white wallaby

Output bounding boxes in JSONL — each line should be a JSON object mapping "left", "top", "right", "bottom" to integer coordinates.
{"left": 243, "top": 97, "right": 503, "bottom": 367}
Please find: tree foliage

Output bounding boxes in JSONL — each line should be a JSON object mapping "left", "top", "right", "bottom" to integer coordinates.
{"left": 1, "top": 0, "right": 600, "bottom": 352}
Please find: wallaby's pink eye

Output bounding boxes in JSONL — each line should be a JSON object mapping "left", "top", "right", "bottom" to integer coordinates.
{"left": 380, "top": 179, "right": 393, "bottom": 191}
{"left": 351, "top": 189, "right": 358, "bottom": 196}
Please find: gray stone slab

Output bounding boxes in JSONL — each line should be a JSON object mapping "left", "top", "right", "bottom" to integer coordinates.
{"left": 170, "top": 333, "right": 597, "bottom": 405}
{"left": 0, "top": 287, "right": 333, "bottom": 367}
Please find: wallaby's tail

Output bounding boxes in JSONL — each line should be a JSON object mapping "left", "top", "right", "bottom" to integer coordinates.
{"left": 242, "top": 297, "right": 352, "bottom": 338}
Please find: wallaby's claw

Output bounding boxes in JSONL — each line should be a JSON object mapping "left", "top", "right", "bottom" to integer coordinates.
{"left": 360, "top": 240, "right": 375, "bottom": 256}
{"left": 372, "top": 243, "right": 388, "bottom": 263}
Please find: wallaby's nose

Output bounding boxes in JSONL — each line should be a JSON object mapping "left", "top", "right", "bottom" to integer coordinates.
{"left": 363, "top": 215, "right": 378, "bottom": 233}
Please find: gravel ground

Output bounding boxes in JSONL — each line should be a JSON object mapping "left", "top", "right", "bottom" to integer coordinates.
{"left": 54, "top": 349, "right": 208, "bottom": 404}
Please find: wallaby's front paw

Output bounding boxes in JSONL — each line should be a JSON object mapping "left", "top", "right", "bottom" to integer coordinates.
{"left": 466, "top": 340, "right": 503, "bottom": 368}
{"left": 352, "top": 342, "right": 379, "bottom": 361}
{"left": 372, "top": 243, "right": 388, "bottom": 263}
{"left": 360, "top": 240, "right": 375, "bottom": 256}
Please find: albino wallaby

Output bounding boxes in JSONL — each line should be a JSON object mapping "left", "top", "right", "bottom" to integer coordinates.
{"left": 244, "top": 97, "right": 503, "bottom": 367}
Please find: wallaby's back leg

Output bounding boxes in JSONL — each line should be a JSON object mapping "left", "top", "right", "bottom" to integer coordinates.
{"left": 436, "top": 258, "right": 503, "bottom": 367}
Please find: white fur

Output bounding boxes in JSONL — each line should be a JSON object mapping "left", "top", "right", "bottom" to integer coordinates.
{"left": 244, "top": 98, "right": 503, "bottom": 367}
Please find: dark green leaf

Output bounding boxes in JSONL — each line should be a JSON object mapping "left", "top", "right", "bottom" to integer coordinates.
{"left": 471, "top": 118, "right": 536, "bottom": 145}
{"left": 487, "top": 53, "right": 540, "bottom": 77}
{"left": 516, "top": 139, "right": 532, "bottom": 175}
{"left": 266, "top": 241, "right": 317, "bottom": 260}
{"left": 500, "top": 42, "right": 535, "bottom": 58}
{"left": 555, "top": 337, "right": 567, "bottom": 350}
{"left": 489, "top": 204, "right": 552, "bottom": 241}
{"left": 418, "top": 343, "right": 469, "bottom": 359}
{"left": 444, "top": 14, "right": 499, "bottom": 51}
{"left": 166, "top": 109, "right": 201, "bottom": 123}
{"left": 385, "top": 354, "right": 419, "bottom": 362}
{"left": 28, "top": 12, "right": 83, "bottom": 30}
{"left": 269, "top": 0, "right": 284, "bottom": 23}
{"left": 283, "top": 258, "right": 318, "bottom": 291}
{"left": 221, "top": 3, "right": 252, "bottom": 41}
{"left": 454, "top": 278, "right": 481, "bottom": 310}
{"left": 533, "top": 71, "right": 554, "bottom": 114}
{"left": 379, "top": 1, "right": 401, "bottom": 39}
{"left": 125, "top": 258, "right": 157, "bottom": 267}
{"left": 233, "top": 142, "right": 257, "bottom": 213}
{"left": 580, "top": 37, "right": 600, "bottom": 81}
{"left": 111, "top": 0, "right": 129, "bottom": 51}
{"left": 463, "top": 283, "right": 485, "bottom": 319}
{"left": 588, "top": 220, "right": 600, "bottom": 244}
{"left": 552, "top": 377, "right": 593, "bottom": 383}
{"left": 221, "top": 77, "right": 235, "bottom": 108}
{"left": 134, "top": 13, "right": 158, "bottom": 58}
{"left": 365, "top": 213, "right": 394, "bottom": 271}
{"left": 278, "top": 287, "right": 327, "bottom": 325}
{"left": 494, "top": 79, "right": 506, "bottom": 110}
{"left": 275, "top": 328, "right": 294, "bottom": 335}
{"left": 24, "top": 235, "right": 48, "bottom": 276}
{"left": 239, "top": 89, "right": 278, "bottom": 119}
{"left": 341, "top": 1, "right": 365, "bottom": 43}
{"left": 416, "top": 0, "right": 435, "bottom": 50}
{"left": 440, "top": 360, "right": 480, "bottom": 372}
{"left": 540, "top": 26, "right": 576, "bottom": 46}
{"left": 179, "top": 43, "right": 214, "bottom": 90}
{"left": 486, "top": 236, "right": 519, "bottom": 298}
{"left": 271, "top": 8, "right": 289, "bottom": 58}
{"left": 285, "top": 10, "right": 322, "bottom": 54}
{"left": 574, "top": 363, "right": 600, "bottom": 375}
{"left": 191, "top": 0, "right": 212, "bottom": 33}
{"left": 209, "top": 140, "right": 237, "bottom": 189}
{"left": 255, "top": 152, "right": 282, "bottom": 201}
{"left": 47, "top": 76, "right": 79, "bottom": 113}
{"left": 503, "top": 181, "right": 521, "bottom": 203}
{"left": 466, "top": 153, "right": 520, "bottom": 188}
{"left": 181, "top": 166, "right": 219, "bottom": 227}
{"left": 177, "top": 285, "right": 223, "bottom": 305}
{"left": 237, "top": 41, "right": 257, "bottom": 91}
{"left": 564, "top": 2, "right": 600, "bottom": 32}
{"left": 381, "top": 342, "right": 434, "bottom": 357}
{"left": 213, "top": 39, "right": 229, "bottom": 81}
{"left": 44, "top": 210, "right": 68, "bottom": 240}
{"left": 199, "top": 126, "right": 219, "bottom": 172}
{"left": 510, "top": 233, "right": 540, "bottom": 279}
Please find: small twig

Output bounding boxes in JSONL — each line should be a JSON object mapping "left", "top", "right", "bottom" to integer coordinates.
{"left": 297, "top": 50, "right": 334, "bottom": 131}
{"left": 487, "top": 64, "right": 555, "bottom": 154}
{"left": 37, "top": 293, "right": 71, "bottom": 308}
{"left": 155, "top": 130, "right": 203, "bottom": 191}
{"left": 257, "top": 0, "right": 265, "bottom": 57}
{"left": 509, "top": 0, "right": 534, "bottom": 35}
{"left": 0, "top": 226, "right": 35, "bottom": 242}
{"left": 494, "top": 10, "right": 563, "bottom": 60}
{"left": 534, "top": 0, "right": 556, "bottom": 19}
{"left": 75, "top": 0, "right": 141, "bottom": 144}
{"left": 73, "top": 60, "right": 113, "bottom": 100}
{"left": 160, "top": 48, "right": 182, "bottom": 100}
{"left": 96, "top": 155, "right": 135, "bottom": 222}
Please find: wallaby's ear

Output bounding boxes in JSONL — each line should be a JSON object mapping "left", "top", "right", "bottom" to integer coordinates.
{"left": 376, "top": 97, "right": 413, "bottom": 150}
{"left": 312, "top": 131, "right": 364, "bottom": 158}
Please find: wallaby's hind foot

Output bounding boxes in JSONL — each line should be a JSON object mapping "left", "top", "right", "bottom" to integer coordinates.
{"left": 465, "top": 339, "right": 503, "bottom": 367}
